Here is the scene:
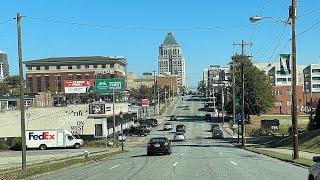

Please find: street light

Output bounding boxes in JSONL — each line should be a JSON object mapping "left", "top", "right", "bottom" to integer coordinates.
{"left": 119, "top": 111, "right": 124, "bottom": 151}
{"left": 249, "top": 0, "right": 299, "bottom": 159}
{"left": 249, "top": 16, "right": 290, "bottom": 24}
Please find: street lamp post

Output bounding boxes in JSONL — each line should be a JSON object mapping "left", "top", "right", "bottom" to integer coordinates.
{"left": 249, "top": 0, "right": 298, "bottom": 159}
{"left": 119, "top": 111, "right": 124, "bottom": 151}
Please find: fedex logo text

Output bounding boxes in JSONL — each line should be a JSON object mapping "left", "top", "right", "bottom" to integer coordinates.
{"left": 28, "top": 132, "right": 55, "bottom": 140}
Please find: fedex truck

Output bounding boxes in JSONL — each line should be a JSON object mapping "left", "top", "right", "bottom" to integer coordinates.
{"left": 26, "top": 130, "right": 84, "bottom": 150}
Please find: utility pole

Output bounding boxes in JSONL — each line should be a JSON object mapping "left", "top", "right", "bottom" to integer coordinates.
{"left": 233, "top": 40, "right": 252, "bottom": 56}
{"left": 241, "top": 62, "right": 246, "bottom": 147}
{"left": 157, "top": 87, "right": 160, "bottom": 120}
{"left": 290, "top": 0, "right": 299, "bottom": 159}
{"left": 16, "top": 13, "right": 26, "bottom": 170}
{"left": 112, "top": 88, "right": 116, "bottom": 143}
{"left": 232, "top": 64, "right": 236, "bottom": 126}
{"left": 222, "top": 84, "right": 225, "bottom": 125}
{"left": 153, "top": 70, "right": 156, "bottom": 117}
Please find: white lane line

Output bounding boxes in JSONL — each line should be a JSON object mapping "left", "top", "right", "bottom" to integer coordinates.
{"left": 180, "top": 153, "right": 184, "bottom": 156}
{"left": 109, "top": 165, "right": 120, "bottom": 169}
{"left": 173, "top": 162, "right": 178, "bottom": 167}
{"left": 213, "top": 147, "right": 217, "bottom": 150}
{"left": 219, "top": 152, "right": 223, "bottom": 155}
{"left": 230, "top": 161, "right": 238, "bottom": 166}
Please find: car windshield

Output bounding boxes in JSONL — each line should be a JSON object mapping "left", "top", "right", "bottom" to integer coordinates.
{"left": 175, "top": 132, "right": 184, "bottom": 135}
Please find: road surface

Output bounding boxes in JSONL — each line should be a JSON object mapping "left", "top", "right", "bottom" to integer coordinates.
{"left": 39, "top": 96, "right": 308, "bottom": 180}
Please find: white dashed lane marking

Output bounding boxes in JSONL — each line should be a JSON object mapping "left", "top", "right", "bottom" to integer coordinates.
{"left": 173, "top": 162, "right": 178, "bottom": 167}
{"left": 230, "top": 161, "right": 238, "bottom": 166}
{"left": 109, "top": 165, "right": 120, "bottom": 169}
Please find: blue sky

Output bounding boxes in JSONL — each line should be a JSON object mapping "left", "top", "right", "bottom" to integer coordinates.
{"left": 0, "top": 0, "right": 320, "bottom": 87}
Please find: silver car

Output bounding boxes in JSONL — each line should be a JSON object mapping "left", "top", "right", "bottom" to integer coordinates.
{"left": 309, "top": 156, "right": 320, "bottom": 180}
{"left": 163, "top": 123, "right": 173, "bottom": 131}
{"left": 173, "top": 132, "right": 186, "bottom": 141}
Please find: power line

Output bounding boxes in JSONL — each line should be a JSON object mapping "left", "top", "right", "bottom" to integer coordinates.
{"left": 24, "top": 16, "right": 253, "bottom": 31}
{"left": 299, "top": 6, "right": 320, "bottom": 18}
{"left": 0, "top": 18, "right": 14, "bottom": 25}
{"left": 296, "top": 19, "right": 320, "bottom": 37}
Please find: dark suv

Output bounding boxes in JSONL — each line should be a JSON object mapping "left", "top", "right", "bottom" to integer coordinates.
{"left": 147, "top": 137, "right": 171, "bottom": 156}
{"left": 145, "top": 118, "right": 158, "bottom": 127}
{"left": 176, "top": 124, "right": 186, "bottom": 133}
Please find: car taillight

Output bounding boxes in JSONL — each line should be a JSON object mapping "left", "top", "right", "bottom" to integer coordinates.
{"left": 164, "top": 142, "right": 169, "bottom": 146}
{"left": 147, "top": 144, "right": 152, "bottom": 148}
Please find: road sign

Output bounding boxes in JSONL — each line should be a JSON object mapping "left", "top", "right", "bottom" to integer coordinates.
{"left": 235, "top": 96, "right": 241, "bottom": 106}
{"left": 94, "top": 79, "right": 125, "bottom": 93}
{"left": 235, "top": 114, "right": 241, "bottom": 121}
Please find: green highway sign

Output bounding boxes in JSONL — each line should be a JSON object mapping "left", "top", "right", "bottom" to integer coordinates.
{"left": 235, "top": 96, "right": 241, "bottom": 106}
{"left": 94, "top": 79, "right": 125, "bottom": 93}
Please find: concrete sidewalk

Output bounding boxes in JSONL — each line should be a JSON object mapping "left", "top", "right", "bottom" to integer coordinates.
{"left": 0, "top": 147, "right": 118, "bottom": 170}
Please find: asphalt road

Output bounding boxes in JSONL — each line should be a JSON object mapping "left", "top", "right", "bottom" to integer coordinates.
{"left": 39, "top": 96, "right": 308, "bottom": 180}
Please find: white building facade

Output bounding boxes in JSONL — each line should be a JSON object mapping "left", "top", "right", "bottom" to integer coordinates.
{"left": 158, "top": 32, "right": 186, "bottom": 93}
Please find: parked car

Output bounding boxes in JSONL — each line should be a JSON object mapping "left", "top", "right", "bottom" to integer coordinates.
{"left": 147, "top": 137, "right": 171, "bottom": 156}
{"left": 212, "top": 129, "right": 224, "bottom": 139}
{"left": 163, "top": 123, "right": 173, "bottom": 131}
{"left": 176, "top": 124, "right": 186, "bottom": 133}
{"left": 145, "top": 118, "right": 158, "bottom": 127}
{"left": 118, "top": 133, "right": 127, "bottom": 141}
{"left": 127, "top": 126, "right": 149, "bottom": 136}
{"left": 211, "top": 123, "right": 220, "bottom": 131}
{"left": 309, "top": 156, "right": 320, "bottom": 180}
{"left": 139, "top": 124, "right": 152, "bottom": 133}
{"left": 173, "top": 132, "right": 186, "bottom": 141}
{"left": 205, "top": 113, "right": 211, "bottom": 120}
{"left": 170, "top": 115, "right": 177, "bottom": 121}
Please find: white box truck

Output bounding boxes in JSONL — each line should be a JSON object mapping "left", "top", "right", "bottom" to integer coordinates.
{"left": 26, "top": 130, "right": 84, "bottom": 150}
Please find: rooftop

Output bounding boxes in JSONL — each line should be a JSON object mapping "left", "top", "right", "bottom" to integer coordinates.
{"left": 24, "top": 56, "right": 127, "bottom": 66}
{"left": 162, "top": 32, "right": 178, "bottom": 45}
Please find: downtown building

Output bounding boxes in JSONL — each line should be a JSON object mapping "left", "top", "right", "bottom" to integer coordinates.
{"left": 158, "top": 32, "right": 186, "bottom": 94}
{"left": 24, "top": 56, "right": 127, "bottom": 93}
{"left": 0, "top": 51, "right": 9, "bottom": 82}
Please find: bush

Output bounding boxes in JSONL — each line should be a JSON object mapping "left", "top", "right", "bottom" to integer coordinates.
{"left": 248, "top": 128, "right": 267, "bottom": 136}
{"left": 0, "top": 141, "right": 10, "bottom": 150}
{"left": 10, "top": 137, "right": 22, "bottom": 151}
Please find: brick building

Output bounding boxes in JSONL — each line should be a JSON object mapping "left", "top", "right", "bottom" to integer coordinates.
{"left": 269, "top": 85, "right": 305, "bottom": 114}
{"left": 24, "top": 56, "right": 127, "bottom": 93}
{"left": 157, "top": 75, "right": 179, "bottom": 96}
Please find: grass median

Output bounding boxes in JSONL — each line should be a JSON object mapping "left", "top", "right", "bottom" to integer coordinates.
{"left": 245, "top": 147, "right": 313, "bottom": 167}
{"left": 0, "top": 149, "right": 126, "bottom": 179}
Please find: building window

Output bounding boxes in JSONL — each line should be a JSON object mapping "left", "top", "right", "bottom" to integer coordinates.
{"left": 45, "top": 66, "right": 49, "bottom": 70}
{"left": 110, "top": 64, "right": 114, "bottom": 68}
{"left": 85, "top": 65, "right": 89, "bottom": 69}
{"left": 56, "top": 75, "right": 62, "bottom": 92}
{"left": 36, "top": 66, "right": 40, "bottom": 70}
{"left": 102, "top": 64, "right": 106, "bottom": 68}
{"left": 85, "top": 74, "right": 90, "bottom": 79}
{"left": 93, "top": 64, "right": 98, "bottom": 68}
{"left": 36, "top": 77, "right": 42, "bottom": 92}
{"left": 77, "top": 65, "right": 81, "bottom": 69}
{"left": 68, "top": 75, "right": 73, "bottom": 80}
{"left": 56, "top": 65, "right": 61, "bottom": 70}
{"left": 45, "top": 76, "right": 50, "bottom": 91}
{"left": 76, "top": 74, "right": 81, "bottom": 80}
{"left": 26, "top": 77, "right": 33, "bottom": 92}
{"left": 274, "top": 90, "right": 282, "bottom": 96}
{"left": 27, "top": 66, "right": 32, "bottom": 70}
{"left": 68, "top": 65, "right": 72, "bottom": 69}
{"left": 94, "top": 74, "right": 98, "bottom": 79}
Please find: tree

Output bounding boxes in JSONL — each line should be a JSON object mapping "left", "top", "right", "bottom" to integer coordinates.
{"left": 308, "top": 99, "right": 320, "bottom": 130}
{"left": 0, "top": 83, "right": 10, "bottom": 96}
{"left": 4, "top": 75, "right": 20, "bottom": 88}
{"left": 226, "top": 55, "right": 275, "bottom": 118}
{"left": 129, "top": 85, "right": 153, "bottom": 101}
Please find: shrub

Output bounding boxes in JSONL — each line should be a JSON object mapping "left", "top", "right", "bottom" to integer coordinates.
{"left": 10, "top": 137, "right": 22, "bottom": 151}
{"left": 248, "top": 128, "right": 266, "bottom": 136}
{"left": 0, "top": 141, "right": 10, "bottom": 150}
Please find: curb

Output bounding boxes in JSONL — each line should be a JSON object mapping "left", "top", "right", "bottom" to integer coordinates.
{"left": 244, "top": 147, "right": 310, "bottom": 169}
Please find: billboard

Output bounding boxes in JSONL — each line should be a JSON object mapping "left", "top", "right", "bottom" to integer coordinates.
{"left": 64, "top": 80, "right": 94, "bottom": 94}
{"left": 94, "top": 79, "right": 125, "bottom": 93}
{"left": 140, "top": 99, "right": 150, "bottom": 107}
